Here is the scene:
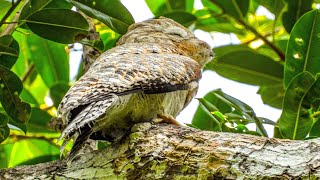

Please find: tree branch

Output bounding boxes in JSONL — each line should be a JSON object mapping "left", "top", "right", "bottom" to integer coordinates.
{"left": 1, "top": 123, "right": 320, "bottom": 179}
{"left": 238, "top": 20, "right": 286, "bottom": 61}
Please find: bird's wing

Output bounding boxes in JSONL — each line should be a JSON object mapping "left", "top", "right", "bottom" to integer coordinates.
{"left": 58, "top": 52, "right": 201, "bottom": 123}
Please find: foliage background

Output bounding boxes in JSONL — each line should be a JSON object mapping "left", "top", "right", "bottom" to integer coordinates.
{"left": 1, "top": 0, "right": 320, "bottom": 168}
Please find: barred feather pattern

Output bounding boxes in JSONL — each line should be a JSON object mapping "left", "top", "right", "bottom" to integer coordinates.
{"left": 57, "top": 17, "right": 213, "bottom": 159}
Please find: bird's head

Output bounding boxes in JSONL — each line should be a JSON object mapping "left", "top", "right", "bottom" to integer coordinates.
{"left": 117, "top": 17, "right": 213, "bottom": 67}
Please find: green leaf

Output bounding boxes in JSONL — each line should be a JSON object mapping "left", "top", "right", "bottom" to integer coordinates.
{"left": 310, "top": 118, "right": 320, "bottom": 137}
{"left": 0, "top": 35, "right": 19, "bottom": 69}
{"left": 258, "top": 84, "right": 284, "bottom": 109}
{"left": 0, "top": 65, "right": 31, "bottom": 124}
{"left": 17, "top": 155, "right": 60, "bottom": 166}
{"left": 0, "top": 113, "right": 9, "bottom": 143}
{"left": 20, "top": 88, "right": 38, "bottom": 106}
{"left": 284, "top": 10, "right": 320, "bottom": 88}
{"left": 207, "top": 50, "right": 283, "bottom": 86}
{"left": 25, "top": 9, "right": 89, "bottom": 44}
{"left": 49, "top": 82, "right": 70, "bottom": 107}
{"left": 282, "top": 0, "right": 313, "bottom": 33}
{"left": 194, "top": 10, "right": 245, "bottom": 34}
{"left": 210, "top": 0, "right": 250, "bottom": 19}
{"left": 146, "top": 0, "right": 194, "bottom": 16}
{"left": 67, "top": 0, "right": 134, "bottom": 34}
{"left": 192, "top": 91, "right": 232, "bottom": 131}
{"left": 254, "top": 0, "right": 285, "bottom": 17}
{"left": 27, "top": 107, "right": 53, "bottom": 133}
{"left": 159, "top": 11, "right": 197, "bottom": 27}
{"left": 7, "top": 139, "right": 59, "bottom": 167}
{"left": 279, "top": 72, "right": 315, "bottom": 140}
{"left": 8, "top": 119, "right": 27, "bottom": 133}
{"left": 212, "top": 89, "right": 268, "bottom": 137}
{"left": 0, "top": 143, "right": 13, "bottom": 168}
{"left": 19, "top": 0, "right": 72, "bottom": 21}
{"left": 25, "top": 33, "right": 69, "bottom": 87}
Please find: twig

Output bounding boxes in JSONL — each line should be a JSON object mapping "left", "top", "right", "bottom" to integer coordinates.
{"left": 9, "top": 133, "right": 60, "bottom": 148}
{"left": 0, "top": 0, "right": 22, "bottom": 28}
{"left": 238, "top": 19, "right": 285, "bottom": 61}
{"left": 21, "top": 64, "right": 35, "bottom": 83}
{"left": 0, "top": 0, "right": 28, "bottom": 36}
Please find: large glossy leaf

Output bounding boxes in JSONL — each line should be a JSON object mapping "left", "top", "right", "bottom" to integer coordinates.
{"left": 49, "top": 82, "right": 70, "bottom": 107}
{"left": 6, "top": 139, "right": 59, "bottom": 167}
{"left": 0, "top": 113, "right": 9, "bottom": 143}
{"left": 207, "top": 50, "right": 283, "bottom": 86}
{"left": 160, "top": 11, "right": 196, "bottom": 27}
{"left": 67, "top": 0, "right": 134, "bottom": 35}
{"left": 146, "top": 0, "right": 194, "bottom": 16}
{"left": 282, "top": 0, "right": 313, "bottom": 33}
{"left": 279, "top": 72, "right": 315, "bottom": 140}
{"left": 0, "top": 35, "right": 19, "bottom": 69}
{"left": 0, "top": 65, "right": 31, "bottom": 124}
{"left": 257, "top": 84, "right": 284, "bottom": 109}
{"left": 19, "top": 0, "right": 72, "bottom": 21}
{"left": 210, "top": 0, "right": 250, "bottom": 19}
{"left": 25, "top": 33, "right": 69, "bottom": 88}
{"left": 194, "top": 10, "right": 245, "bottom": 34}
{"left": 25, "top": 9, "right": 89, "bottom": 44}
{"left": 284, "top": 10, "right": 320, "bottom": 88}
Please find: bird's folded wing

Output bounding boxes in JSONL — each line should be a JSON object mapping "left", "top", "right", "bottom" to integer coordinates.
{"left": 58, "top": 53, "right": 201, "bottom": 122}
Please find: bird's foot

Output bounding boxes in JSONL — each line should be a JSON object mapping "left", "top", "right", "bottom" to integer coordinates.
{"left": 153, "top": 114, "right": 181, "bottom": 126}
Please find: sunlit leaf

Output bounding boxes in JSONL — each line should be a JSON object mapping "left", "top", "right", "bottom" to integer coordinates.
{"left": 279, "top": 72, "right": 315, "bottom": 140}
{"left": 146, "top": 0, "right": 194, "bottom": 16}
{"left": 0, "top": 113, "right": 9, "bottom": 143}
{"left": 7, "top": 139, "right": 59, "bottom": 167}
{"left": 284, "top": 10, "right": 320, "bottom": 88}
{"left": 207, "top": 50, "right": 283, "bottom": 86}
{"left": 18, "top": 155, "right": 60, "bottom": 166}
{"left": 0, "top": 65, "right": 31, "bottom": 125}
{"left": 282, "top": 0, "right": 313, "bottom": 33}
{"left": 25, "top": 33, "right": 69, "bottom": 88}
{"left": 209, "top": 0, "right": 250, "bottom": 19}
{"left": 67, "top": 0, "right": 134, "bottom": 34}
{"left": 0, "top": 35, "right": 19, "bottom": 69}
{"left": 26, "top": 9, "right": 89, "bottom": 44}
{"left": 0, "top": 143, "right": 13, "bottom": 168}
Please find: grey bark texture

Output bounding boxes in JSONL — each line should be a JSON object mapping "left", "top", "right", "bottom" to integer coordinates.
{"left": 1, "top": 123, "right": 320, "bottom": 180}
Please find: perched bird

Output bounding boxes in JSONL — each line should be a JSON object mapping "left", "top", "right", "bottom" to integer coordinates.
{"left": 58, "top": 17, "right": 213, "bottom": 159}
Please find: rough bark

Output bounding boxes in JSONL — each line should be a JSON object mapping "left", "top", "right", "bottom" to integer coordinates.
{"left": 1, "top": 123, "right": 320, "bottom": 180}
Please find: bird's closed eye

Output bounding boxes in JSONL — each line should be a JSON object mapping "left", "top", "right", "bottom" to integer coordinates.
{"left": 168, "top": 32, "right": 183, "bottom": 37}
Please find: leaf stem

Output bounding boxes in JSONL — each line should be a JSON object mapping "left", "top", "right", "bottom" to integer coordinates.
{"left": 22, "top": 64, "right": 35, "bottom": 83}
{"left": 238, "top": 19, "right": 286, "bottom": 61}
{"left": 0, "top": 0, "right": 23, "bottom": 28}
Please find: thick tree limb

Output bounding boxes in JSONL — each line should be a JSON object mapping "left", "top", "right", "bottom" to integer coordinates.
{"left": 1, "top": 123, "right": 320, "bottom": 179}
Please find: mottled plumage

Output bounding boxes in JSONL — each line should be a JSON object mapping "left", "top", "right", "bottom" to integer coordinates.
{"left": 58, "top": 17, "right": 213, "bottom": 159}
